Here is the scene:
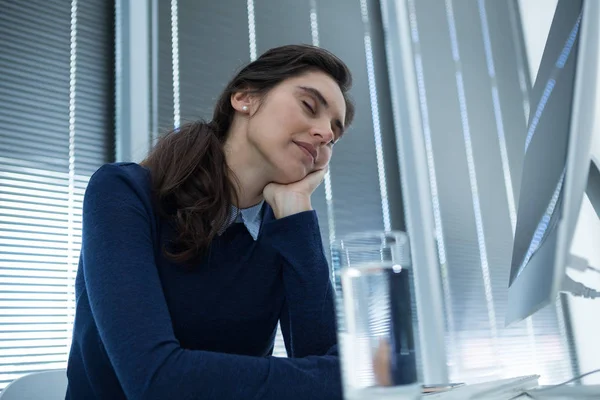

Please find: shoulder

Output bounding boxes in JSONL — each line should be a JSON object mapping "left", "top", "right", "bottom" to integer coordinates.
{"left": 89, "top": 162, "right": 149, "bottom": 186}
{"left": 85, "top": 162, "right": 154, "bottom": 212}
{"left": 88, "top": 162, "right": 150, "bottom": 192}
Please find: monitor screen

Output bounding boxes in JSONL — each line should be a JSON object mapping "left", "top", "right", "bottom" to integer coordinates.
{"left": 509, "top": 0, "right": 583, "bottom": 286}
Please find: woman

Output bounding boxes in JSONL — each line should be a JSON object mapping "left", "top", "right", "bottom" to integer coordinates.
{"left": 65, "top": 44, "right": 355, "bottom": 400}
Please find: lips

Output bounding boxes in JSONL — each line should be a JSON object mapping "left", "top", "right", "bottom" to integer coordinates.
{"left": 294, "top": 141, "right": 317, "bottom": 162}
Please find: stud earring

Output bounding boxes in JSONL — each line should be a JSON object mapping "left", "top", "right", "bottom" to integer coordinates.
{"left": 242, "top": 106, "right": 248, "bottom": 112}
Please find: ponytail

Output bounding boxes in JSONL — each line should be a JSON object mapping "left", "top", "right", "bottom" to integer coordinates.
{"left": 141, "top": 120, "right": 236, "bottom": 264}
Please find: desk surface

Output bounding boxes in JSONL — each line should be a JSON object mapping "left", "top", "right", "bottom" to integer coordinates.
{"left": 426, "top": 375, "right": 600, "bottom": 399}
{"left": 516, "top": 385, "right": 600, "bottom": 399}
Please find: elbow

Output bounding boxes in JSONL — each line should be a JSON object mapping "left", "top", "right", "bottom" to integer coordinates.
{"left": 132, "top": 375, "right": 172, "bottom": 400}
{"left": 135, "top": 374, "right": 176, "bottom": 400}
{"left": 130, "top": 346, "right": 184, "bottom": 400}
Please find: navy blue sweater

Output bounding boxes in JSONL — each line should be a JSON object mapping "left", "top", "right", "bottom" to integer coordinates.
{"left": 65, "top": 163, "right": 341, "bottom": 400}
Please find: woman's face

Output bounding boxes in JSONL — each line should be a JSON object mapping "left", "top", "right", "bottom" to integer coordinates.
{"left": 242, "top": 71, "right": 347, "bottom": 184}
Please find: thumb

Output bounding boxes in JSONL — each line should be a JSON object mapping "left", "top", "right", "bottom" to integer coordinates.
{"left": 306, "top": 167, "right": 328, "bottom": 190}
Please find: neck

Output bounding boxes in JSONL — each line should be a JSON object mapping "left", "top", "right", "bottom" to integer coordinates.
{"left": 224, "top": 127, "right": 269, "bottom": 209}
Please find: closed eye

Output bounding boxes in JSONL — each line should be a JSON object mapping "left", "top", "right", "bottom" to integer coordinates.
{"left": 302, "top": 100, "right": 316, "bottom": 115}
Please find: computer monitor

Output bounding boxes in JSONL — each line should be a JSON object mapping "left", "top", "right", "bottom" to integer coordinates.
{"left": 506, "top": 0, "right": 600, "bottom": 326}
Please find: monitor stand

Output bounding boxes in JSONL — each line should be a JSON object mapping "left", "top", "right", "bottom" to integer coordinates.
{"left": 586, "top": 157, "right": 600, "bottom": 220}
{"left": 562, "top": 158, "right": 600, "bottom": 297}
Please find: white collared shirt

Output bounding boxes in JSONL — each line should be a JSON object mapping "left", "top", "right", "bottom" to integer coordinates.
{"left": 218, "top": 201, "right": 264, "bottom": 240}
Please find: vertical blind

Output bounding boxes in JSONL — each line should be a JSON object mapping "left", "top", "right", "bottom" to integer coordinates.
{"left": 0, "top": 0, "right": 114, "bottom": 390}
{"left": 155, "top": 0, "right": 402, "bottom": 359}
{"left": 401, "top": 0, "right": 576, "bottom": 384}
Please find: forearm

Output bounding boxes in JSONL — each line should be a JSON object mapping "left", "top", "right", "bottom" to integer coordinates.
{"left": 135, "top": 346, "right": 341, "bottom": 400}
{"left": 262, "top": 211, "right": 338, "bottom": 357}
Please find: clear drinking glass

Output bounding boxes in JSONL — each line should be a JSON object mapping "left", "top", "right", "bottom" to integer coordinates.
{"left": 332, "top": 231, "right": 420, "bottom": 400}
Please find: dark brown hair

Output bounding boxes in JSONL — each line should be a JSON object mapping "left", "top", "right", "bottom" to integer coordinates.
{"left": 141, "top": 44, "right": 355, "bottom": 264}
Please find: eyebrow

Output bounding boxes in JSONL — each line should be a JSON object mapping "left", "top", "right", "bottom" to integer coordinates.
{"left": 297, "top": 86, "right": 345, "bottom": 137}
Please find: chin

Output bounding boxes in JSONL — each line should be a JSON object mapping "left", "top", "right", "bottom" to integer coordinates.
{"left": 272, "top": 164, "right": 309, "bottom": 184}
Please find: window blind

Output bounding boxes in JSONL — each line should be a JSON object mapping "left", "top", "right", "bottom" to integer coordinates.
{"left": 156, "top": 0, "right": 401, "bottom": 359}
{"left": 0, "top": 0, "right": 114, "bottom": 390}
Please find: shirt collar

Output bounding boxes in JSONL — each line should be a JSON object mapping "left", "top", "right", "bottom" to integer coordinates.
{"left": 219, "top": 201, "right": 264, "bottom": 240}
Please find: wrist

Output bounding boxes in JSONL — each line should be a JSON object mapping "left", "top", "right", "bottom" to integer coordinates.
{"left": 272, "top": 194, "right": 312, "bottom": 219}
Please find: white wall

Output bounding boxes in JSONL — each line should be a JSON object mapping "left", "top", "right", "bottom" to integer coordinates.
{"left": 518, "top": 0, "right": 600, "bottom": 384}
{"left": 518, "top": 0, "right": 559, "bottom": 85}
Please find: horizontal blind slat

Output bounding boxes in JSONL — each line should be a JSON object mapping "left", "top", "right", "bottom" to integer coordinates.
{"left": 0, "top": 339, "right": 68, "bottom": 349}
{"left": 0, "top": 362, "right": 68, "bottom": 376}
{"left": 0, "top": 293, "right": 73, "bottom": 301}
{"left": 0, "top": 0, "right": 114, "bottom": 390}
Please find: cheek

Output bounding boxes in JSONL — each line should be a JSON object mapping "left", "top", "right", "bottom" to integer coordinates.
{"left": 252, "top": 108, "right": 299, "bottom": 145}
{"left": 247, "top": 117, "right": 281, "bottom": 151}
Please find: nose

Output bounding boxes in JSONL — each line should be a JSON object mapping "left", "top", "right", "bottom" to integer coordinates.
{"left": 310, "top": 123, "right": 334, "bottom": 145}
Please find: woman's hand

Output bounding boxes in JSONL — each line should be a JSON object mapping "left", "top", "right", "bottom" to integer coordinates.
{"left": 263, "top": 168, "right": 327, "bottom": 219}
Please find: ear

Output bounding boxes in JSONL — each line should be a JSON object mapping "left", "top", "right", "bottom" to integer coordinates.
{"left": 231, "top": 91, "right": 254, "bottom": 114}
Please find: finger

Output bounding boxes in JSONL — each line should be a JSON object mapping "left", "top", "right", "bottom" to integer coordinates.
{"left": 319, "top": 168, "right": 327, "bottom": 184}
{"left": 373, "top": 338, "right": 392, "bottom": 387}
{"left": 316, "top": 167, "right": 327, "bottom": 180}
{"left": 306, "top": 168, "right": 327, "bottom": 189}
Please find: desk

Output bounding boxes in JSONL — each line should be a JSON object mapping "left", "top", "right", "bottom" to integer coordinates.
{"left": 428, "top": 375, "right": 600, "bottom": 399}
{"left": 515, "top": 385, "right": 600, "bottom": 399}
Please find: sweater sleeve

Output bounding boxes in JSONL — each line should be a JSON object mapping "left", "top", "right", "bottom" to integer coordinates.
{"left": 80, "top": 164, "right": 342, "bottom": 400}
{"left": 261, "top": 211, "right": 339, "bottom": 360}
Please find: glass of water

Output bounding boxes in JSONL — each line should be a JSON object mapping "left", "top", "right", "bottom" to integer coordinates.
{"left": 332, "top": 231, "right": 420, "bottom": 400}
